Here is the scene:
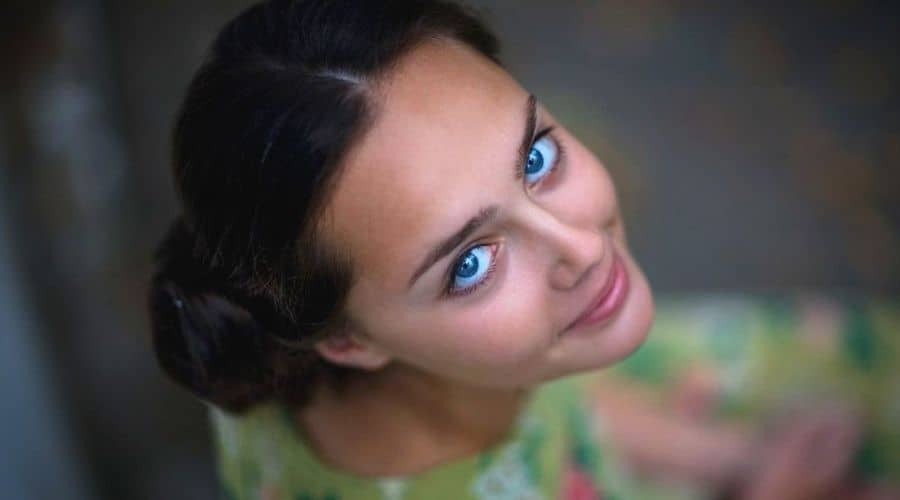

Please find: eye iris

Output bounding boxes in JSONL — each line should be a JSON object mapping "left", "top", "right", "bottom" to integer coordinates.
{"left": 456, "top": 251, "right": 479, "bottom": 278}
{"left": 526, "top": 148, "right": 544, "bottom": 175}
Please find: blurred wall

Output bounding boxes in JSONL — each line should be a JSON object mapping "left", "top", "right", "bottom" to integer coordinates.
{"left": 475, "top": 1, "right": 900, "bottom": 293}
{"left": 1, "top": 1, "right": 897, "bottom": 499}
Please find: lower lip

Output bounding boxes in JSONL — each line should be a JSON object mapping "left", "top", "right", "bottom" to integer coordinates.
{"left": 567, "top": 253, "right": 629, "bottom": 333}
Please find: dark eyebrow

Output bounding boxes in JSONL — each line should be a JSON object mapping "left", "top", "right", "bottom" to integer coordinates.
{"left": 407, "top": 94, "right": 538, "bottom": 289}
{"left": 516, "top": 94, "right": 538, "bottom": 180}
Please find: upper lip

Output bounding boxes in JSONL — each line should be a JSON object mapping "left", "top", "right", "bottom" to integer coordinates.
{"left": 564, "top": 254, "right": 618, "bottom": 332}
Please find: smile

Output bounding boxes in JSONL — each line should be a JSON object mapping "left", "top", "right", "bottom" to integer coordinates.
{"left": 563, "top": 251, "right": 629, "bottom": 334}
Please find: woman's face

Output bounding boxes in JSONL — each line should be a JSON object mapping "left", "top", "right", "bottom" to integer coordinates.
{"left": 319, "top": 38, "right": 654, "bottom": 389}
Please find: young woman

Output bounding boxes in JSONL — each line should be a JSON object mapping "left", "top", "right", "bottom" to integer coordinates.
{"left": 149, "top": 1, "right": 876, "bottom": 498}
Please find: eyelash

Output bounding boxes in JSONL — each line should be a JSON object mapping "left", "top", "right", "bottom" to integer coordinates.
{"left": 515, "top": 126, "right": 566, "bottom": 186}
{"left": 445, "top": 243, "right": 500, "bottom": 298}
{"left": 443, "top": 127, "right": 566, "bottom": 298}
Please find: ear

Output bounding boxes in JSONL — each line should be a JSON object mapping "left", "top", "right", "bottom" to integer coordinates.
{"left": 313, "top": 327, "right": 391, "bottom": 371}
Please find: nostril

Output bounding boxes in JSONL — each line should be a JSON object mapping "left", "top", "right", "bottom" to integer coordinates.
{"left": 551, "top": 259, "right": 600, "bottom": 291}
{"left": 551, "top": 229, "right": 606, "bottom": 290}
{"left": 574, "top": 263, "right": 599, "bottom": 292}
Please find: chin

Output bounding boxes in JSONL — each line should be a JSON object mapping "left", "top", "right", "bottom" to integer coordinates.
{"left": 606, "top": 261, "right": 655, "bottom": 364}
{"left": 558, "top": 248, "right": 655, "bottom": 374}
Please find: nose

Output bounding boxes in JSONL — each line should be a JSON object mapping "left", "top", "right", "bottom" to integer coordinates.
{"left": 521, "top": 205, "right": 607, "bottom": 290}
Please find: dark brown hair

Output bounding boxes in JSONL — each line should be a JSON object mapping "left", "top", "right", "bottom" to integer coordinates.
{"left": 148, "top": 0, "right": 500, "bottom": 414}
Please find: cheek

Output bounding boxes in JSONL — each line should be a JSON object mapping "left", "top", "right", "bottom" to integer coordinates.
{"left": 438, "top": 256, "right": 555, "bottom": 366}
{"left": 567, "top": 141, "right": 618, "bottom": 218}
{"left": 375, "top": 270, "right": 552, "bottom": 374}
{"left": 553, "top": 139, "right": 619, "bottom": 225}
{"left": 448, "top": 283, "right": 552, "bottom": 367}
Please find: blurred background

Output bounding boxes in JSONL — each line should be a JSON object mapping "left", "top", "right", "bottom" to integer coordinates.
{"left": 1, "top": 1, "right": 897, "bottom": 499}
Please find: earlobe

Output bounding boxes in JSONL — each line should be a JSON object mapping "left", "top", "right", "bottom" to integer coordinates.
{"left": 314, "top": 333, "right": 391, "bottom": 371}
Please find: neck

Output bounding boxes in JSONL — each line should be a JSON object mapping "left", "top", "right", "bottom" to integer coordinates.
{"left": 295, "top": 364, "right": 530, "bottom": 477}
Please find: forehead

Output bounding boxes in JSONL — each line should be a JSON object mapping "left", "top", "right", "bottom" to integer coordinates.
{"left": 324, "top": 39, "right": 528, "bottom": 290}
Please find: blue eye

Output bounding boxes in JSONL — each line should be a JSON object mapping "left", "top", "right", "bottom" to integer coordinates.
{"left": 448, "top": 244, "right": 498, "bottom": 296}
{"left": 524, "top": 134, "right": 559, "bottom": 184}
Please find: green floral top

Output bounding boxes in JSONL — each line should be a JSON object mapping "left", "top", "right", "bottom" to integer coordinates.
{"left": 210, "top": 371, "right": 634, "bottom": 500}
{"left": 607, "top": 294, "right": 900, "bottom": 495}
{"left": 209, "top": 294, "right": 900, "bottom": 499}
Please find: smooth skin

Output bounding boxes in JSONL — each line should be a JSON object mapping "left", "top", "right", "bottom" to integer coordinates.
{"left": 293, "top": 39, "right": 873, "bottom": 500}
{"left": 296, "top": 37, "right": 654, "bottom": 477}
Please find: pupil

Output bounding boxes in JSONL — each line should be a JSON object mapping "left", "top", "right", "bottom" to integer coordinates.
{"left": 526, "top": 149, "right": 543, "bottom": 174}
{"left": 456, "top": 252, "right": 479, "bottom": 278}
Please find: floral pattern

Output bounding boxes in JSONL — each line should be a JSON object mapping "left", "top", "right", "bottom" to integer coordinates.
{"left": 211, "top": 295, "right": 900, "bottom": 499}
{"left": 560, "top": 466, "right": 601, "bottom": 500}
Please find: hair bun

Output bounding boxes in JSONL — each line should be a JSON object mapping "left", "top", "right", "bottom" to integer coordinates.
{"left": 148, "top": 217, "right": 274, "bottom": 412}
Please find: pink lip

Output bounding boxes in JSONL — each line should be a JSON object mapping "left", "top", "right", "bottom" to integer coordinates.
{"left": 565, "top": 252, "right": 629, "bottom": 333}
